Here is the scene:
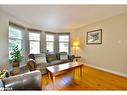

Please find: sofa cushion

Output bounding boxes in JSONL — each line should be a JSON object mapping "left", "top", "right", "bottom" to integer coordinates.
{"left": 37, "top": 63, "right": 47, "bottom": 68}
{"left": 46, "top": 53, "right": 57, "bottom": 62}
{"left": 35, "top": 56, "right": 47, "bottom": 64}
{"left": 47, "top": 60, "right": 62, "bottom": 66}
{"left": 61, "top": 59, "right": 70, "bottom": 63}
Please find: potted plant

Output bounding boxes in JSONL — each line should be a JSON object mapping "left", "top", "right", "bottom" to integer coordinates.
{"left": 9, "top": 45, "right": 23, "bottom": 68}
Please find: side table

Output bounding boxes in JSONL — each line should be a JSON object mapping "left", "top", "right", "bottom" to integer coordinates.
{"left": 74, "top": 56, "right": 81, "bottom": 61}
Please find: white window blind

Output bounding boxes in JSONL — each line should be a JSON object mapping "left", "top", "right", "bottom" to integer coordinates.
{"left": 46, "top": 34, "right": 54, "bottom": 52}
{"left": 9, "top": 25, "right": 23, "bottom": 59}
{"left": 29, "top": 32, "right": 41, "bottom": 54}
{"left": 59, "top": 34, "right": 69, "bottom": 54}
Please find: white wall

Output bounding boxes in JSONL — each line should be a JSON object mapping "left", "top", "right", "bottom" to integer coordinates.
{"left": 70, "top": 12, "right": 127, "bottom": 76}
{"left": 0, "top": 9, "right": 9, "bottom": 70}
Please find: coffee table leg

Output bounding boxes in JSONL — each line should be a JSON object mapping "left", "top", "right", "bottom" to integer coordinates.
{"left": 52, "top": 76, "right": 56, "bottom": 89}
{"left": 53, "top": 76, "right": 55, "bottom": 83}
{"left": 48, "top": 72, "right": 51, "bottom": 80}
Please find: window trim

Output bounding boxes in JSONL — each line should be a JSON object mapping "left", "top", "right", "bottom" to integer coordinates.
{"left": 9, "top": 22, "right": 25, "bottom": 30}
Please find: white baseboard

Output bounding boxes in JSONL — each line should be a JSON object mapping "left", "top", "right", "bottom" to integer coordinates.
{"left": 85, "top": 63, "right": 127, "bottom": 78}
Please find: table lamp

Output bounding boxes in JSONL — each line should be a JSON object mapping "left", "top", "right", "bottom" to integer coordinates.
{"left": 73, "top": 42, "right": 80, "bottom": 57}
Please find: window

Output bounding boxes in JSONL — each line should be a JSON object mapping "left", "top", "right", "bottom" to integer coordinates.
{"left": 46, "top": 34, "right": 54, "bottom": 52}
{"left": 29, "top": 32, "right": 40, "bottom": 54}
{"left": 59, "top": 34, "right": 70, "bottom": 53}
{"left": 9, "top": 25, "right": 23, "bottom": 59}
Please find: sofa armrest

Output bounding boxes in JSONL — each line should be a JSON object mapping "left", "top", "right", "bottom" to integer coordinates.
{"left": 2, "top": 70, "right": 42, "bottom": 90}
{"left": 68, "top": 55, "right": 75, "bottom": 62}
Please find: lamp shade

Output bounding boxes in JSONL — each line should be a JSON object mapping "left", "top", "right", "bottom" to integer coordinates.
{"left": 73, "top": 42, "right": 80, "bottom": 48}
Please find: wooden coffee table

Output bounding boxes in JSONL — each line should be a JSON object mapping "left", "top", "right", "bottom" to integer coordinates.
{"left": 46, "top": 61, "right": 84, "bottom": 84}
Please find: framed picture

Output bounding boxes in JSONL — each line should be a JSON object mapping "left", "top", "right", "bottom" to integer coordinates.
{"left": 86, "top": 29, "right": 102, "bottom": 44}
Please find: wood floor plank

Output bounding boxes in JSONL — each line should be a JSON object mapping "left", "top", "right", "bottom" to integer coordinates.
{"left": 42, "top": 65, "right": 127, "bottom": 90}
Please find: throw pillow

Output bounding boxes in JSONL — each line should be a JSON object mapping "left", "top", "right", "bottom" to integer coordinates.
{"left": 46, "top": 54, "right": 57, "bottom": 63}
{"left": 35, "top": 53, "right": 47, "bottom": 64}
{"left": 60, "top": 55, "right": 68, "bottom": 60}
{"left": 60, "top": 52, "right": 68, "bottom": 60}
{"left": 35, "top": 56, "right": 47, "bottom": 64}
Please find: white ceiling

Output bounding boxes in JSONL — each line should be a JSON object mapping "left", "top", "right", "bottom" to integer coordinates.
{"left": 1, "top": 5, "right": 127, "bottom": 30}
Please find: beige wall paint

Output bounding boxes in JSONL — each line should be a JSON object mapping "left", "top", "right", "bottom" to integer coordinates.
{"left": 0, "top": 9, "right": 9, "bottom": 70}
{"left": 70, "top": 12, "right": 127, "bottom": 76}
{"left": 9, "top": 15, "right": 74, "bottom": 33}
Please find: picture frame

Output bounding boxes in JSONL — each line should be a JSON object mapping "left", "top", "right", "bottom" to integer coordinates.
{"left": 86, "top": 29, "right": 102, "bottom": 45}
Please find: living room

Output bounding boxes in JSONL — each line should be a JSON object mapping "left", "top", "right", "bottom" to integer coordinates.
{"left": 0, "top": 4, "right": 127, "bottom": 93}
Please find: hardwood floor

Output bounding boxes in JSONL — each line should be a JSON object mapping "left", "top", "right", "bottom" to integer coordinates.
{"left": 41, "top": 65, "right": 127, "bottom": 90}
